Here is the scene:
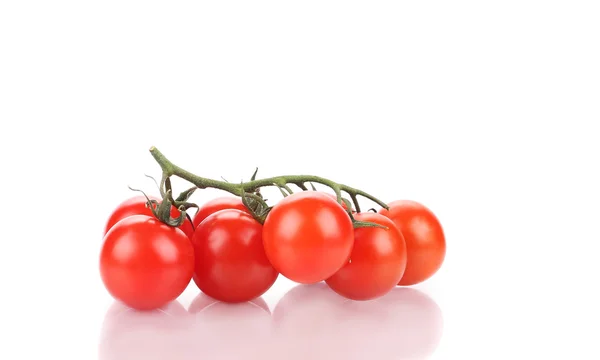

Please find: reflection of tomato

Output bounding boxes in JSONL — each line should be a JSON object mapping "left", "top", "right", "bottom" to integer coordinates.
{"left": 100, "top": 215, "right": 194, "bottom": 310}
{"left": 192, "top": 196, "right": 249, "bottom": 228}
{"left": 104, "top": 195, "right": 194, "bottom": 239}
{"left": 272, "top": 284, "right": 347, "bottom": 360}
{"left": 273, "top": 284, "right": 443, "bottom": 360}
{"left": 192, "top": 209, "right": 278, "bottom": 303}
{"left": 188, "top": 293, "right": 270, "bottom": 314}
{"left": 273, "top": 283, "right": 346, "bottom": 325}
{"left": 263, "top": 192, "right": 354, "bottom": 284}
{"left": 326, "top": 213, "right": 407, "bottom": 300}
{"left": 372, "top": 288, "right": 444, "bottom": 359}
{"left": 380, "top": 200, "right": 446, "bottom": 285}
{"left": 188, "top": 293, "right": 272, "bottom": 359}
{"left": 99, "top": 300, "right": 192, "bottom": 360}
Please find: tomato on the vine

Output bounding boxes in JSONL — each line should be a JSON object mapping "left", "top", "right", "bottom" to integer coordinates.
{"left": 192, "top": 196, "right": 249, "bottom": 229}
{"left": 326, "top": 213, "right": 407, "bottom": 300}
{"left": 192, "top": 209, "right": 278, "bottom": 303}
{"left": 100, "top": 215, "right": 194, "bottom": 310}
{"left": 379, "top": 200, "right": 446, "bottom": 285}
{"left": 104, "top": 195, "right": 195, "bottom": 239}
{"left": 263, "top": 191, "right": 354, "bottom": 284}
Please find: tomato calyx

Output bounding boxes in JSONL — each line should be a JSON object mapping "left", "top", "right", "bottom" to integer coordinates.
{"left": 161, "top": 176, "right": 198, "bottom": 210}
{"left": 174, "top": 185, "right": 198, "bottom": 204}
{"left": 160, "top": 177, "right": 200, "bottom": 228}
{"left": 152, "top": 191, "right": 189, "bottom": 227}
{"left": 128, "top": 186, "right": 190, "bottom": 228}
{"left": 241, "top": 190, "right": 272, "bottom": 224}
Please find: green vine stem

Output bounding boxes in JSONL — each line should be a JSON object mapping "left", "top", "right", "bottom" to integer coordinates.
{"left": 149, "top": 146, "right": 389, "bottom": 224}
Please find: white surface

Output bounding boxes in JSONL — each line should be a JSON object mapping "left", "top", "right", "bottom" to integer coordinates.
{"left": 1, "top": 1, "right": 600, "bottom": 359}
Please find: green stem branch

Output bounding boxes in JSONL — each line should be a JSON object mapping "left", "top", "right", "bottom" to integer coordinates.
{"left": 149, "top": 146, "right": 389, "bottom": 211}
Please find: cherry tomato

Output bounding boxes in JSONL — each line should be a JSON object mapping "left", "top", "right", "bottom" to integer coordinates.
{"left": 100, "top": 215, "right": 195, "bottom": 310}
{"left": 192, "top": 209, "right": 278, "bottom": 303}
{"left": 326, "top": 213, "right": 407, "bottom": 300}
{"left": 192, "top": 196, "right": 249, "bottom": 229}
{"left": 104, "top": 195, "right": 195, "bottom": 239}
{"left": 379, "top": 200, "right": 446, "bottom": 285}
{"left": 263, "top": 191, "right": 354, "bottom": 284}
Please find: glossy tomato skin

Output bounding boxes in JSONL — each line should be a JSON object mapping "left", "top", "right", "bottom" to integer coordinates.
{"left": 379, "top": 200, "right": 446, "bottom": 286}
{"left": 263, "top": 191, "right": 354, "bottom": 284}
{"left": 192, "top": 196, "right": 249, "bottom": 229}
{"left": 104, "top": 195, "right": 195, "bottom": 239}
{"left": 192, "top": 209, "right": 278, "bottom": 303}
{"left": 100, "top": 215, "right": 195, "bottom": 310}
{"left": 326, "top": 213, "right": 407, "bottom": 300}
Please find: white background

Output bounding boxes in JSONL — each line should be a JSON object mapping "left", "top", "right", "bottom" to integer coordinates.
{"left": 1, "top": 1, "right": 599, "bottom": 359}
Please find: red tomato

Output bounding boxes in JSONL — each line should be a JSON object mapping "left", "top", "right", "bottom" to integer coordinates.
{"left": 326, "top": 213, "right": 407, "bottom": 300}
{"left": 104, "top": 195, "right": 195, "bottom": 239}
{"left": 379, "top": 200, "right": 446, "bottom": 285}
{"left": 192, "top": 196, "right": 249, "bottom": 229}
{"left": 100, "top": 215, "right": 195, "bottom": 310}
{"left": 263, "top": 191, "right": 354, "bottom": 284}
{"left": 192, "top": 209, "right": 278, "bottom": 303}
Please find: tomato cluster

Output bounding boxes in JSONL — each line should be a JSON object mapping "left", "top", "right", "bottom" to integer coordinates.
{"left": 100, "top": 190, "right": 446, "bottom": 310}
